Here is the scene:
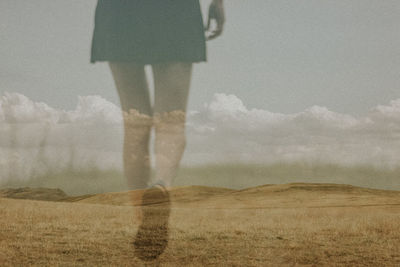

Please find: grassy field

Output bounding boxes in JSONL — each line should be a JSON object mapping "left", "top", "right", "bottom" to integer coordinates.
{"left": 1, "top": 183, "right": 400, "bottom": 266}
{"left": 1, "top": 162, "right": 400, "bottom": 196}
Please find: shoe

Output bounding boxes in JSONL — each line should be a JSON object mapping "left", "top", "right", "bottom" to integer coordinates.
{"left": 133, "top": 180, "right": 171, "bottom": 261}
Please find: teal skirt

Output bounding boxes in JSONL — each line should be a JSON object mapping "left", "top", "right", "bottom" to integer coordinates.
{"left": 90, "top": 0, "right": 207, "bottom": 64}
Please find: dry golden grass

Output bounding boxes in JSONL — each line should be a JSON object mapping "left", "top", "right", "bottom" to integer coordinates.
{"left": 1, "top": 183, "right": 400, "bottom": 266}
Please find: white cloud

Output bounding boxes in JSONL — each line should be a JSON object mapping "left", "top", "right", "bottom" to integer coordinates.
{"left": 63, "top": 95, "right": 122, "bottom": 124}
{"left": 185, "top": 93, "right": 400, "bottom": 167}
{"left": 0, "top": 92, "right": 59, "bottom": 124}
{"left": 0, "top": 92, "right": 399, "bottom": 182}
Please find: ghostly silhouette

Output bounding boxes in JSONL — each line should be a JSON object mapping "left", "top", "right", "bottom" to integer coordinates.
{"left": 91, "top": 0, "right": 225, "bottom": 261}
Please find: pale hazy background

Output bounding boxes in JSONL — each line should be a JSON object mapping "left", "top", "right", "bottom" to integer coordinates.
{"left": 1, "top": 0, "right": 399, "bottom": 114}
{"left": 1, "top": 0, "right": 400, "bottom": 186}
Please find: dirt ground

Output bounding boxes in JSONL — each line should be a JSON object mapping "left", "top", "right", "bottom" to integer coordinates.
{"left": 1, "top": 183, "right": 400, "bottom": 266}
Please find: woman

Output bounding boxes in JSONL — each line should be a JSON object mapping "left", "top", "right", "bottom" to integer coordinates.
{"left": 90, "top": 0, "right": 225, "bottom": 261}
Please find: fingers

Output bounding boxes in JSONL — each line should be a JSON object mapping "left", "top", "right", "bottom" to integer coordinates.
{"left": 206, "top": 28, "right": 223, "bottom": 41}
{"left": 205, "top": 20, "right": 224, "bottom": 41}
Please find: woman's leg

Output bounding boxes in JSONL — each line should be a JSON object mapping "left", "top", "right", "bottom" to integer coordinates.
{"left": 152, "top": 62, "right": 193, "bottom": 187}
{"left": 108, "top": 62, "right": 153, "bottom": 190}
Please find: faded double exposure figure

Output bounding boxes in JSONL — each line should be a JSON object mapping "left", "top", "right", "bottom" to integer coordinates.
{"left": 90, "top": 0, "right": 225, "bottom": 261}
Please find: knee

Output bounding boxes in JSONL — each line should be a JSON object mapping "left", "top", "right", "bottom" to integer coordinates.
{"left": 153, "top": 110, "right": 186, "bottom": 129}
{"left": 123, "top": 109, "right": 154, "bottom": 132}
{"left": 122, "top": 110, "right": 153, "bottom": 152}
{"left": 154, "top": 111, "right": 186, "bottom": 137}
{"left": 154, "top": 110, "right": 187, "bottom": 149}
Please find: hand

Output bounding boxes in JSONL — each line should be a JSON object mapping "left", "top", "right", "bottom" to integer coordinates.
{"left": 205, "top": 0, "right": 225, "bottom": 41}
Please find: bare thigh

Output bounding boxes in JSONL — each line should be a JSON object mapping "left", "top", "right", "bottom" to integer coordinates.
{"left": 108, "top": 62, "right": 152, "bottom": 116}
{"left": 152, "top": 62, "right": 193, "bottom": 114}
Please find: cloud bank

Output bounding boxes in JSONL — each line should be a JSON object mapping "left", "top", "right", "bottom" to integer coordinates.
{"left": 1, "top": 92, "right": 399, "bottom": 182}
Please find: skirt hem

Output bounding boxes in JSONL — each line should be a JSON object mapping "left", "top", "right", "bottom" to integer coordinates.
{"left": 90, "top": 56, "right": 207, "bottom": 65}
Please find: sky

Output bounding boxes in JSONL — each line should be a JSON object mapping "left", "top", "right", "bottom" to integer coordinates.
{"left": 1, "top": 0, "right": 399, "bottom": 115}
{"left": 0, "top": 1, "right": 400, "bottom": 179}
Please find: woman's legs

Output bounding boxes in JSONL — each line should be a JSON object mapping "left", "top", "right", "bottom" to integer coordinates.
{"left": 108, "top": 61, "right": 192, "bottom": 260}
{"left": 108, "top": 61, "right": 192, "bottom": 190}
{"left": 152, "top": 62, "right": 193, "bottom": 187}
{"left": 108, "top": 62, "right": 153, "bottom": 190}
